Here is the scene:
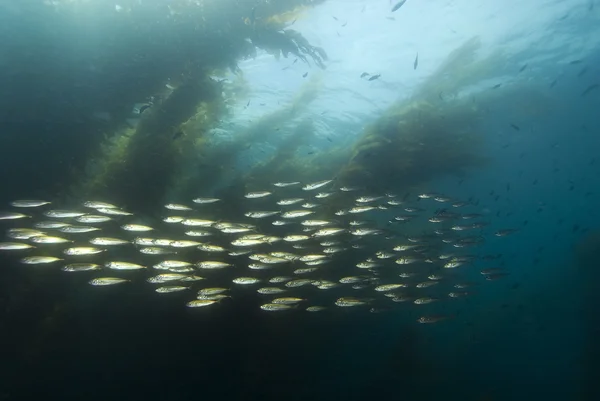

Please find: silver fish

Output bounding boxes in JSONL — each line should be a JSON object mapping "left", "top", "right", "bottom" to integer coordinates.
{"left": 10, "top": 200, "right": 51, "bottom": 208}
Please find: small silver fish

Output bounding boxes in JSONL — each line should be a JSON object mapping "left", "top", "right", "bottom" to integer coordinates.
{"left": 0, "top": 242, "right": 35, "bottom": 250}
{"left": 64, "top": 247, "right": 105, "bottom": 256}
{"left": 62, "top": 263, "right": 102, "bottom": 272}
{"left": 0, "top": 212, "right": 30, "bottom": 220}
{"left": 155, "top": 286, "right": 189, "bottom": 293}
{"left": 89, "top": 277, "right": 130, "bottom": 286}
{"left": 75, "top": 215, "right": 112, "bottom": 223}
{"left": 302, "top": 180, "right": 333, "bottom": 191}
{"left": 10, "top": 200, "right": 51, "bottom": 208}
{"left": 121, "top": 224, "right": 153, "bottom": 232}
{"left": 192, "top": 197, "right": 221, "bottom": 204}
{"left": 273, "top": 182, "right": 300, "bottom": 187}
{"left": 89, "top": 237, "right": 130, "bottom": 246}
{"left": 244, "top": 191, "right": 272, "bottom": 199}
{"left": 165, "top": 203, "right": 193, "bottom": 211}
{"left": 106, "top": 261, "right": 146, "bottom": 270}
{"left": 59, "top": 226, "right": 101, "bottom": 233}
{"left": 44, "top": 210, "right": 85, "bottom": 218}
{"left": 21, "top": 256, "right": 63, "bottom": 264}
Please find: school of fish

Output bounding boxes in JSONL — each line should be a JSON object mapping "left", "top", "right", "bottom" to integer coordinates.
{"left": 0, "top": 179, "right": 519, "bottom": 324}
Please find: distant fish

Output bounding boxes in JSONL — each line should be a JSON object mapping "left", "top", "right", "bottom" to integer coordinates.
{"left": 510, "top": 123, "right": 520, "bottom": 131}
{"left": 302, "top": 72, "right": 308, "bottom": 78}
{"left": 581, "top": 83, "right": 599, "bottom": 97}
{"left": 577, "top": 67, "right": 588, "bottom": 77}
{"left": 492, "top": 84, "right": 502, "bottom": 89}
{"left": 360, "top": 72, "right": 370, "bottom": 78}
{"left": 414, "top": 52, "right": 419, "bottom": 70}
{"left": 391, "top": 0, "right": 407, "bottom": 12}
{"left": 569, "top": 59, "right": 583, "bottom": 65}
{"left": 519, "top": 64, "right": 528, "bottom": 72}
{"left": 368, "top": 74, "right": 381, "bottom": 81}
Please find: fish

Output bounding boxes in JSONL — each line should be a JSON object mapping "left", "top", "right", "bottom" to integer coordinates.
{"left": 232, "top": 277, "right": 261, "bottom": 285}
{"left": 57, "top": 225, "right": 100, "bottom": 234}
{"left": 581, "top": 83, "right": 599, "bottom": 97}
{"left": 62, "top": 263, "right": 102, "bottom": 272}
{"left": 197, "top": 261, "right": 232, "bottom": 269}
{"left": 181, "top": 219, "right": 214, "bottom": 227}
{"left": 121, "top": 224, "right": 154, "bottom": 232}
{"left": 63, "top": 247, "right": 105, "bottom": 256}
{"left": 391, "top": 0, "right": 407, "bottom": 12}
{"left": 277, "top": 198, "right": 304, "bottom": 205}
{"left": 6, "top": 228, "right": 46, "bottom": 239}
{"left": 245, "top": 191, "right": 272, "bottom": 199}
{"left": 192, "top": 198, "right": 221, "bottom": 204}
{"left": 260, "top": 303, "right": 295, "bottom": 311}
{"left": 89, "top": 277, "right": 130, "bottom": 286}
{"left": 10, "top": 200, "right": 51, "bottom": 208}
{"left": 0, "top": 242, "right": 35, "bottom": 250}
{"left": 187, "top": 300, "right": 219, "bottom": 308}
{"left": 165, "top": 203, "right": 193, "bottom": 211}
{"left": 83, "top": 201, "right": 118, "bottom": 209}
{"left": 273, "top": 182, "right": 300, "bottom": 187}
{"left": 335, "top": 297, "right": 370, "bottom": 307}
{"left": 96, "top": 208, "right": 133, "bottom": 216}
{"left": 33, "top": 221, "right": 70, "bottom": 229}
{"left": 367, "top": 74, "right": 381, "bottom": 81}
{"left": 414, "top": 52, "right": 419, "bottom": 70}
{"left": 44, "top": 210, "right": 85, "bottom": 218}
{"left": 0, "top": 212, "right": 30, "bottom": 220}
{"left": 106, "top": 261, "right": 146, "bottom": 270}
{"left": 281, "top": 210, "right": 314, "bottom": 218}
{"left": 30, "top": 236, "right": 72, "bottom": 244}
{"left": 156, "top": 286, "right": 189, "bottom": 293}
{"left": 417, "top": 315, "right": 450, "bottom": 324}
{"left": 360, "top": 72, "right": 370, "bottom": 78}
{"left": 21, "top": 256, "right": 63, "bottom": 264}
{"left": 302, "top": 180, "right": 333, "bottom": 191}
{"left": 75, "top": 215, "right": 112, "bottom": 223}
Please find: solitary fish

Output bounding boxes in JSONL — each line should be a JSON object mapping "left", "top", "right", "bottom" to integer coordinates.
{"left": 391, "top": 0, "right": 407, "bottom": 12}
{"left": 414, "top": 52, "right": 418, "bottom": 70}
